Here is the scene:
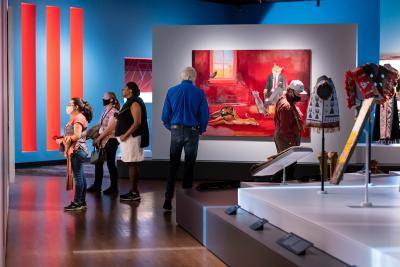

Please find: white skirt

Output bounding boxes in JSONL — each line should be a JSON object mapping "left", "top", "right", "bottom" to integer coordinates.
{"left": 117, "top": 135, "right": 144, "bottom": 163}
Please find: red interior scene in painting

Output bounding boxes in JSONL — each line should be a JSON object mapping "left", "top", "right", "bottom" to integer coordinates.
{"left": 192, "top": 50, "right": 311, "bottom": 137}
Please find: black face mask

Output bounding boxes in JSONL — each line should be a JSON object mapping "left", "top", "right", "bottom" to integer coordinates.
{"left": 293, "top": 95, "right": 301, "bottom": 102}
{"left": 103, "top": 99, "right": 111, "bottom": 106}
{"left": 287, "top": 94, "right": 301, "bottom": 103}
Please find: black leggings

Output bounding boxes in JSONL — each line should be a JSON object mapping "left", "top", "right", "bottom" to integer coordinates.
{"left": 94, "top": 138, "right": 119, "bottom": 189}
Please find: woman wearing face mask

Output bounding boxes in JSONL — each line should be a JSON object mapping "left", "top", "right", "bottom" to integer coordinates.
{"left": 56, "top": 98, "right": 93, "bottom": 211}
{"left": 87, "top": 92, "right": 120, "bottom": 194}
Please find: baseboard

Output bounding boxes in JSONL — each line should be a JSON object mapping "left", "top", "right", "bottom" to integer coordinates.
{"left": 16, "top": 159, "right": 67, "bottom": 168}
{"left": 16, "top": 159, "right": 400, "bottom": 181}
{"left": 117, "top": 160, "right": 399, "bottom": 181}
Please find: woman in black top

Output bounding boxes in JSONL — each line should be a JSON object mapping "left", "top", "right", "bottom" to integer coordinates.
{"left": 115, "top": 82, "right": 149, "bottom": 201}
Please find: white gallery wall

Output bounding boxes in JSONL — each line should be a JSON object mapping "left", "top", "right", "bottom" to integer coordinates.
{"left": 152, "top": 24, "right": 357, "bottom": 162}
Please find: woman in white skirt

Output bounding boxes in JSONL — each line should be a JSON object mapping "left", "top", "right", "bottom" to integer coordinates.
{"left": 115, "top": 82, "right": 149, "bottom": 201}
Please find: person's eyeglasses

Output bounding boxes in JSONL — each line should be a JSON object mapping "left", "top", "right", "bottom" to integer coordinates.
{"left": 67, "top": 103, "right": 74, "bottom": 107}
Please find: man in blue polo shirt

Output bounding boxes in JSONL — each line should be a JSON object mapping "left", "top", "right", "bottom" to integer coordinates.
{"left": 161, "top": 66, "right": 209, "bottom": 210}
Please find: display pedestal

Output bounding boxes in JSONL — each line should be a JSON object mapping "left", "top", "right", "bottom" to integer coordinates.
{"left": 361, "top": 110, "right": 373, "bottom": 207}
{"left": 239, "top": 183, "right": 400, "bottom": 267}
{"left": 175, "top": 188, "right": 348, "bottom": 267}
{"left": 317, "top": 189, "right": 327, "bottom": 195}
{"left": 280, "top": 167, "right": 288, "bottom": 185}
{"left": 319, "top": 100, "right": 327, "bottom": 194}
{"left": 241, "top": 173, "right": 400, "bottom": 188}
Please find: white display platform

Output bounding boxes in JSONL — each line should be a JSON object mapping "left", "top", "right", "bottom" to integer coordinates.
{"left": 389, "top": 171, "right": 400, "bottom": 176}
{"left": 239, "top": 183, "right": 400, "bottom": 267}
{"left": 242, "top": 173, "right": 400, "bottom": 188}
{"left": 346, "top": 172, "right": 392, "bottom": 178}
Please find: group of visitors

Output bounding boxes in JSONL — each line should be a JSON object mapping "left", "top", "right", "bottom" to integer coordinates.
{"left": 57, "top": 67, "right": 208, "bottom": 212}
{"left": 56, "top": 82, "right": 150, "bottom": 211}
{"left": 57, "top": 66, "right": 305, "bottom": 212}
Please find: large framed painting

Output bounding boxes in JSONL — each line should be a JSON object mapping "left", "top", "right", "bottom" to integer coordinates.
{"left": 192, "top": 50, "right": 311, "bottom": 137}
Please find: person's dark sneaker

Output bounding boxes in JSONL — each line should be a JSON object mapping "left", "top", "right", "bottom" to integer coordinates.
{"left": 64, "top": 202, "right": 83, "bottom": 212}
{"left": 163, "top": 199, "right": 172, "bottom": 211}
{"left": 80, "top": 201, "right": 87, "bottom": 209}
{"left": 103, "top": 187, "right": 118, "bottom": 195}
{"left": 120, "top": 192, "right": 141, "bottom": 201}
{"left": 86, "top": 185, "right": 102, "bottom": 193}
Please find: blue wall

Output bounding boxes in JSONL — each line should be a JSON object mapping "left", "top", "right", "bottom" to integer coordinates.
{"left": 381, "top": 0, "right": 400, "bottom": 56}
{"left": 10, "top": 0, "right": 230, "bottom": 163}
{"left": 11, "top": 0, "right": 382, "bottom": 163}
{"left": 228, "top": 0, "right": 380, "bottom": 65}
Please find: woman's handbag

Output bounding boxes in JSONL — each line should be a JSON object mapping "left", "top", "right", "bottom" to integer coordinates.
{"left": 87, "top": 124, "right": 101, "bottom": 140}
{"left": 90, "top": 146, "right": 106, "bottom": 164}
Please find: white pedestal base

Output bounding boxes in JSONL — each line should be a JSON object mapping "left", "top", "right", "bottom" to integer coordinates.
{"left": 239, "top": 184, "right": 400, "bottom": 267}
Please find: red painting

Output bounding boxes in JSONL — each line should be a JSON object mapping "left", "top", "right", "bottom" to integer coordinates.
{"left": 125, "top": 58, "right": 152, "bottom": 103}
{"left": 192, "top": 50, "right": 311, "bottom": 137}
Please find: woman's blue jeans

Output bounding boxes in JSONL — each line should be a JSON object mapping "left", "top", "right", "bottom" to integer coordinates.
{"left": 71, "top": 150, "right": 87, "bottom": 204}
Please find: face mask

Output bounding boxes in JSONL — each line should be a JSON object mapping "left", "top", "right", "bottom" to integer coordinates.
{"left": 293, "top": 95, "right": 301, "bottom": 102}
{"left": 103, "top": 99, "right": 111, "bottom": 106}
{"left": 66, "top": 106, "right": 74, "bottom": 115}
{"left": 287, "top": 93, "right": 301, "bottom": 103}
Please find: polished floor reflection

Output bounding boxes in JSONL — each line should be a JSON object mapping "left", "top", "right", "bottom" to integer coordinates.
{"left": 7, "top": 175, "right": 226, "bottom": 267}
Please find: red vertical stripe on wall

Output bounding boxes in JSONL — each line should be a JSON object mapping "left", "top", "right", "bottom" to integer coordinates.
{"left": 21, "top": 3, "right": 37, "bottom": 152}
{"left": 46, "top": 6, "right": 60, "bottom": 151}
{"left": 70, "top": 7, "right": 83, "bottom": 98}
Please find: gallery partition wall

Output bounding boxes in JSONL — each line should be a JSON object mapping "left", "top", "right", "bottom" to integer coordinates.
{"left": 0, "top": 0, "right": 9, "bottom": 265}
{"left": 152, "top": 24, "right": 357, "bottom": 163}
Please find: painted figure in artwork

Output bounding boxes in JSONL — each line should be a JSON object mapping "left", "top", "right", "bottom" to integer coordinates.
{"left": 209, "top": 106, "right": 259, "bottom": 126}
{"left": 264, "top": 63, "right": 287, "bottom": 116}
{"left": 251, "top": 90, "right": 267, "bottom": 115}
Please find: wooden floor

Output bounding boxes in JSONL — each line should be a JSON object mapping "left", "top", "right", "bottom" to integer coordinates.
{"left": 6, "top": 175, "right": 226, "bottom": 267}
